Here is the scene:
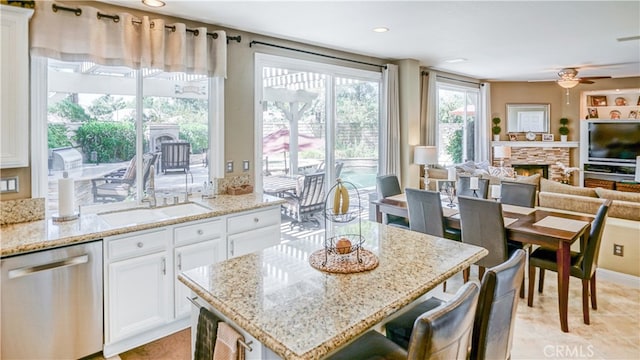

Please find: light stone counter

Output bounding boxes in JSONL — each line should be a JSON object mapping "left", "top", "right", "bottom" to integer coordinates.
{"left": 179, "top": 221, "right": 488, "bottom": 360}
{"left": 0, "top": 194, "right": 285, "bottom": 257}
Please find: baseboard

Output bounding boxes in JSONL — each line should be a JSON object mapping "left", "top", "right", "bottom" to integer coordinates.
{"left": 597, "top": 268, "right": 640, "bottom": 289}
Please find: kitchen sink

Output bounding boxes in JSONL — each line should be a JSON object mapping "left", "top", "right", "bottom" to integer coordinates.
{"left": 98, "top": 202, "right": 212, "bottom": 227}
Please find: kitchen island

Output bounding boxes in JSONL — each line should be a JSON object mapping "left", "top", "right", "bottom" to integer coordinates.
{"left": 179, "top": 221, "right": 487, "bottom": 360}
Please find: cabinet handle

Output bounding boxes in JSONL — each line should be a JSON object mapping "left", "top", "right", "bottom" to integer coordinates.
{"left": 161, "top": 257, "right": 166, "bottom": 275}
{"left": 137, "top": 242, "right": 144, "bottom": 248}
{"left": 197, "top": 229, "right": 204, "bottom": 235}
{"left": 177, "top": 253, "right": 182, "bottom": 270}
{"left": 253, "top": 217, "right": 259, "bottom": 223}
{"left": 230, "top": 240, "right": 234, "bottom": 256}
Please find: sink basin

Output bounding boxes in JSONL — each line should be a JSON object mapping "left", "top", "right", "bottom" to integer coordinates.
{"left": 98, "top": 208, "right": 165, "bottom": 227}
{"left": 98, "top": 202, "right": 212, "bottom": 227}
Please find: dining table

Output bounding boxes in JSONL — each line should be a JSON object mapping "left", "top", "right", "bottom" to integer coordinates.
{"left": 263, "top": 175, "right": 298, "bottom": 196}
{"left": 372, "top": 192, "right": 594, "bottom": 333}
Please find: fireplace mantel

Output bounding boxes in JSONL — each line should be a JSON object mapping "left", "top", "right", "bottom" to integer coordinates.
{"left": 492, "top": 141, "right": 579, "bottom": 148}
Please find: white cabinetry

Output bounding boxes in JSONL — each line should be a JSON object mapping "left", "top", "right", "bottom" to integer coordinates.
{"left": 174, "top": 219, "right": 225, "bottom": 318}
{"left": 0, "top": 5, "right": 32, "bottom": 168}
{"left": 105, "top": 228, "right": 172, "bottom": 345}
{"left": 227, "top": 207, "right": 281, "bottom": 258}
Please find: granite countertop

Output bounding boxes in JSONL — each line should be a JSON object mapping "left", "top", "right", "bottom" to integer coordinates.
{"left": 179, "top": 221, "right": 488, "bottom": 360}
{"left": 0, "top": 194, "right": 285, "bottom": 257}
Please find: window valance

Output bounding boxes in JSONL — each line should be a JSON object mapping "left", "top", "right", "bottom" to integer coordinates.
{"left": 30, "top": 1, "right": 226, "bottom": 77}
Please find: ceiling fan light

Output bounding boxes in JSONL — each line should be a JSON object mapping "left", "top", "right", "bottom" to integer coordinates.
{"left": 557, "top": 79, "right": 579, "bottom": 89}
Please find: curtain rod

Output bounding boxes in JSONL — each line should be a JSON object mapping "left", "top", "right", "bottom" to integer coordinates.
{"left": 51, "top": 3, "right": 241, "bottom": 44}
{"left": 250, "top": 41, "right": 386, "bottom": 70}
{"left": 421, "top": 71, "right": 480, "bottom": 86}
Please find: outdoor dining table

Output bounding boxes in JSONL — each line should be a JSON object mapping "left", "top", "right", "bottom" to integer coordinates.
{"left": 372, "top": 191, "right": 594, "bottom": 333}
{"left": 263, "top": 175, "right": 298, "bottom": 196}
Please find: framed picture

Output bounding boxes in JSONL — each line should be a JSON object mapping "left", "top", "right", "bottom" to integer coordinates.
{"left": 436, "top": 179, "right": 456, "bottom": 192}
{"left": 629, "top": 110, "right": 638, "bottom": 119}
{"left": 542, "top": 134, "right": 554, "bottom": 142}
{"left": 589, "top": 95, "right": 608, "bottom": 107}
{"left": 509, "top": 133, "right": 518, "bottom": 141}
{"left": 614, "top": 97, "right": 627, "bottom": 106}
{"left": 506, "top": 103, "right": 550, "bottom": 133}
{"left": 587, "top": 107, "right": 599, "bottom": 119}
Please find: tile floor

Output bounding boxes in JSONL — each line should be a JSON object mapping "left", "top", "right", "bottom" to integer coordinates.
{"left": 103, "top": 267, "right": 639, "bottom": 360}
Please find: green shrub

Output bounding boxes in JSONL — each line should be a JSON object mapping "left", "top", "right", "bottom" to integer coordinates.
{"left": 491, "top": 117, "right": 501, "bottom": 135}
{"left": 559, "top": 118, "right": 570, "bottom": 136}
{"left": 75, "top": 121, "right": 136, "bottom": 163}
{"left": 179, "top": 122, "right": 208, "bottom": 154}
{"left": 48, "top": 124, "right": 72, "bottom": 149}
{"left": 446, "top": 129, "right": 463, "bottom": 164}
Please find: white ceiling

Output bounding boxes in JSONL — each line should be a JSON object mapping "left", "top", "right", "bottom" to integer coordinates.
{"left": 105, "top": 0, "right": 640, "bottom": 82}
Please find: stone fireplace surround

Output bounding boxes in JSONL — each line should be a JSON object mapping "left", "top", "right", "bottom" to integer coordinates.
{"left": 492, "top": 141, "right": 579, "bottom": 183}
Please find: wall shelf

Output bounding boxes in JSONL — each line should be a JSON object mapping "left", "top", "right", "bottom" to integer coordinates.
{"left": 491, "top": 141, "right": 579, "bottom": 148}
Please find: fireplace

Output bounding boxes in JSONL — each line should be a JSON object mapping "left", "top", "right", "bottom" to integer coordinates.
{"left": 513, "top": 164, "right": 549, "bottom": 179}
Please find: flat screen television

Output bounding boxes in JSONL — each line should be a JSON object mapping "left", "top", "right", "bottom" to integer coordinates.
{"left": 588, "top": 121, "right": 640, "bottom": 163}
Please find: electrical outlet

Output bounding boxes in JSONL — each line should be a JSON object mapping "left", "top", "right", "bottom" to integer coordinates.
{"left": 243, "top": 160, "right": 250, "bottom": 171}
{"left": 613, "top": 244, "right": 624, "bottom": 257}
{"left": 226, "top": 161, "right": 234, "bottom": 173}
{"left": 0, "top": 176, "right": 19, "bottom": 193}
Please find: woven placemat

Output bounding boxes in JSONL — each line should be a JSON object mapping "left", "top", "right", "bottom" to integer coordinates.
{"left": 309, "top": 248, "right": 379, "bottom": 274}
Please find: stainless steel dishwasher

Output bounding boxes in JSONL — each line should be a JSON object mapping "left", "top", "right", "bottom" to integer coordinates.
{"left": 1, "top": 240, "right": 103, "bottom": 359}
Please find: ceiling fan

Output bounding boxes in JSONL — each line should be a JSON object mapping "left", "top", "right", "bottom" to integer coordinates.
{"left": 555, "top": 67, "right": 611, "bottom": 89}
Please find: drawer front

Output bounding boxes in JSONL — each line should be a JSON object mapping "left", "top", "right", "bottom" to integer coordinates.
{"left": 227, "top": 207, "right": 280, "bottom": 235}
{"left": 174, "top": 219, "right": 223, "bottom": 246}
{"left": 107, "top": 229, "right": 169, "bottom": 262}
{"left": 228, "top": 224, "right": 281, "bottom": 258}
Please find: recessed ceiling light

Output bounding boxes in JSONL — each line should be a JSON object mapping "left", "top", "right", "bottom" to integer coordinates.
{"left": 142, "top": 0, "right": 165, "bottom": 7}
{"left": 373, "top": 27, "right": 389, "bottom": 33}
{"left": 444, "top": 58, "right": 467, "bottom": 64}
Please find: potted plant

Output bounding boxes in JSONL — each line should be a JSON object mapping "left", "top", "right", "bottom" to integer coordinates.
{"left": 559, "top": 118, "right": 569, "bottom": 141}
{"left": 492, "top": 117, "right": 501, "bottom": 141}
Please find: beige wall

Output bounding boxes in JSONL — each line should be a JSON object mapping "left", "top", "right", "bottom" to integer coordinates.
{"left": 490, "top": 77, "right": 640, "bottom": 175}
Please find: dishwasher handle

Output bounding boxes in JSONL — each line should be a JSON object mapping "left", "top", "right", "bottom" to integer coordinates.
{"left": 7, "top": 254, "right": 89, "bottom": 279}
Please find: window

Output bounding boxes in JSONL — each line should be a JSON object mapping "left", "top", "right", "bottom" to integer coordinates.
{"left": 255, "top": 54, "right": 381, "bottom": 194}
{"left": 436, "top": 84, "right": 480, "bottom": 165}
{"left": 36, "top": 59, "right": 222, "bottom": 212}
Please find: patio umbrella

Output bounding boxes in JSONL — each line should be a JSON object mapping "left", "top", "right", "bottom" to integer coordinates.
{"left": 450, "top": 104, "right": 476, "bottom": 116}
{"left": 263, "top": 128, "right": 322, "bottom": 174}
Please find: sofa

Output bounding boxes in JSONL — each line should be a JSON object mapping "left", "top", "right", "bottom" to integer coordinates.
{"left": 427, "top": 165, "right": 640, "bottom": 277}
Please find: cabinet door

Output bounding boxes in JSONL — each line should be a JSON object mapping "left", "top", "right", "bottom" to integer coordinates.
{"left": 228, "top": 224, "right": 281, "bottom": 258}
{"left": 0, "top": 6, "right": 31, "bottom": 168}
{"left": 174, "top": 239, "right": 224, "bottom": 318}
{"left": 107, "top": 251, "right": 171, "bottom": 342}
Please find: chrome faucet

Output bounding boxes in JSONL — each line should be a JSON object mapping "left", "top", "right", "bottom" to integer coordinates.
{"left": 143, "top": 165, "right": 157, "bottom": 207}
{"left": 184, "top": 170, "right": 193, "bottom": 202}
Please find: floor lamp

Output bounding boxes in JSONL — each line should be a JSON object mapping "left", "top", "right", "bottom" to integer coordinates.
{"left": 414, "top": 146, "right": 437, "bottom": 189}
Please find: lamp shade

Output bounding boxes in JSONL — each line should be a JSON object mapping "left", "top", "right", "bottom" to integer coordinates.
{"left": 414, "top": 146, "right": 437, "bottom": 165}
{"left": 494, "top": 146, "right": 512, "bottom": 159}
{"left": 557, "top": 79, "right": 579, "bottom": 89}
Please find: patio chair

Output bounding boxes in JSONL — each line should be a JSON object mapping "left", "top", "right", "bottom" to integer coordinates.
{"left": 92, "top": 153, "right": 158, "bottom": 203}
{"left": 161, "top": 141, "right": 190, "bottom": 174}
{"left": 281, "top": 172, "right": 325, "bottom": 229}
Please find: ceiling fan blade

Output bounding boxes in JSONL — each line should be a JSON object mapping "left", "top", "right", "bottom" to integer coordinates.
{"left": 578, "top": 79, "right": 595, "bottom": 84}
{"left": 580, "top": 76, "right": 612, "bottom": 80}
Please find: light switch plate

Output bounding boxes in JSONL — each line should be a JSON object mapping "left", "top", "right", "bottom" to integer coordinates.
{"left": 0, "top": 176, "right": 19, "bottom": 193}
{"left": 243, "top": 160, "right": 250, "bottom": 171}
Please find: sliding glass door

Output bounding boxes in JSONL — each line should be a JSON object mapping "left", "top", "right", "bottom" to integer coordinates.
{"left": 255, "top": 54, "right": 381, "bottom": 199}
{"left": 436, "top": 84, "right": 480, "bottom": 165}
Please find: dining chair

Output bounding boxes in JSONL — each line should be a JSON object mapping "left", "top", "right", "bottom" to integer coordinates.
{"left": 471, "top": 249, "right": 526, "bottom": 360}
{"left": 405, "top": 188, "right": 461, "bottom": 241}
{"left": 527, "top": 199, "right": 611, "bottom": 325}
{"left": 458, "top": 196, "right": 525, "bottom": 298}
{"left": 457, "top": 176, "right": 490, "bottom": 199}
{"left": 384, "top": 250, "right": 525, "bottom": 360}
{"left": 327, "top": 281, "right": 480, "bottom": 360}
{"left": 376, "top": 175, "right": 409, "bottom": 229}
{"left": 500, "top": 181, "right": 537, "bottom": 207}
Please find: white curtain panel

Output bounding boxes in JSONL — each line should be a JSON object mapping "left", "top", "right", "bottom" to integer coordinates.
{"left": 381, "top": 64, "right": 401, "bottom": 183}
{"left": 420, "top": 71, "right": 438, "bottom": 146}
{"left": 479, "top": 82, "right": 491, "bottom": 162}
{"left": 30, "top": 1, "right": 226, "bottom": 77}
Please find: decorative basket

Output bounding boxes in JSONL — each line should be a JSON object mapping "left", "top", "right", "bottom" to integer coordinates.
{"left": 616, "top": 182, "right": 640, "bottom": 193}
{"left": 584, "top": 178, "right": 615, "bottom": 190}
{"left": 227, "top": 184, "right": 253, "bottom": 195}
